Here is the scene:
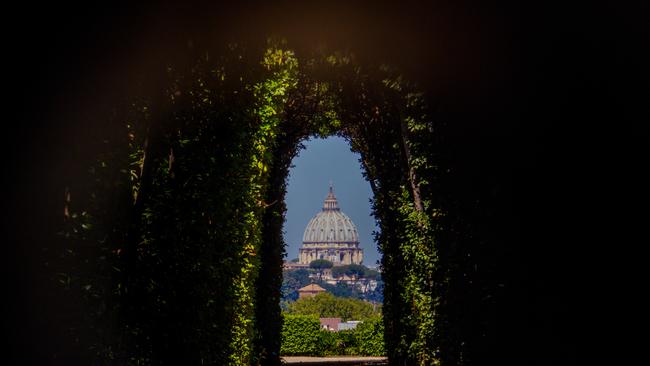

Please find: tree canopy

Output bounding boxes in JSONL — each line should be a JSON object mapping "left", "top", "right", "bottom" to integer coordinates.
{"left": 309, "top": 259, "right": 334, "bottom": 270}
{"left": 331, "top": 264, "right": 367, "bottom": 278}
{"left": 281, "top": 269, "right": 311, "bottom": 301}
{"left": 286, "top": 292, "right": 380, "bottom": 321}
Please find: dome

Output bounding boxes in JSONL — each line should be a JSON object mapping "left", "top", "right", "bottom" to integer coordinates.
{"left": 302, "top": 186, "right": 360, "bottom": 244}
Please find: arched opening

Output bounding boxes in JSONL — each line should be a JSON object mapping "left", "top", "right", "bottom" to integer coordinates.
{"left": 53, "top": 43, "right": 457, "bottom": 366}
{"left": 9, "top": 2, "right": 636, "bottom": 364}
{"left": 236, "top": 46, "right": 444, "bottom": 364}
{"left": 283, "top": 136, "right": 378, "bottom": 267}
{"left": 280, "top": 136, "right": 383, "bottom": 358}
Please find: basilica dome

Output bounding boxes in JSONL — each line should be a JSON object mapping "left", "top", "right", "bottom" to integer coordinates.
{"left": 299, "top": 185, "right": 363, "bottom": 265}
{"left": 302, "top": 187, "right": 359, "bottom": 244}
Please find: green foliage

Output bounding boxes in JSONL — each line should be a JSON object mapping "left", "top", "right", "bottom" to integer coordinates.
{"left": 319, "top": 281, "right": 356, "bottom": 298}
{"left": 331, "top": 264, "right": 366, "bottom": 278}
{"left": 280, "top": 314, "right": 322, "bottom": 356}
{"left": 309, "top": 259, "right": 333, "bottom": 269}
{"left": 356, "top": 317, "right": 386, "bottom": 356}
{"left": 281, "top": 269, "right": 311, "bottom": 301}
{"left": 364, "top": 269, "right": 381, "bottom": 280}
{"left": 56, "top": 39, "right": 463, "bottom": 366}
{"left": 55, "top": 41, "right": 301, "bottom": 365}
{"left": 281, "top": 315, "right": 385, "bottom": 357}
{"left": 286, "top": 292, "right": 379, "bottom": 321}
{"left": 320, "top": 329, "right": 359, "bottom": 356}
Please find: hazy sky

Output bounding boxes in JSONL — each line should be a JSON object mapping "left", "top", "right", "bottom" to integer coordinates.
{"left": 283, "top": 136, "right": 381, "bottom": 267}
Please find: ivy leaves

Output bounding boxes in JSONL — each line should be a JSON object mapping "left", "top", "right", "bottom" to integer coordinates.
{"left": 59, "top": 40, "right": 449, "bottom": 366}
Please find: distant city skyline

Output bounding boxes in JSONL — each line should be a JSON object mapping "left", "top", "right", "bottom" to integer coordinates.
{"left": 283, "top": 136, "right": 381, "bottom": 267}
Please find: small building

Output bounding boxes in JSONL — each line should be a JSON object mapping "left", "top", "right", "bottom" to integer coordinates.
{"left": 283, "top": 261, "right": 309, "bottom": 271}
{"left": 319, "top": 317, "right": 341, "bottom": 331}
{"left": 319, "top": 318, "right": 363, "bottom": 332}
{"left": 338, "top": 320, "right": 362, "bottom": 331}
{"left": 297, "top": 283, "right": 326, "bottom": 299}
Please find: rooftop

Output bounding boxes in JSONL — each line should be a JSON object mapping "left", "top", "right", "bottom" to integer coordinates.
{"left": 298, "top": 283, "right": 326, "bottom": 292}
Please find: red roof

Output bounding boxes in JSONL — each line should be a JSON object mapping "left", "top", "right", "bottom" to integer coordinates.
{"left": 298, "top": 284, "right": 326, "bottom": 292}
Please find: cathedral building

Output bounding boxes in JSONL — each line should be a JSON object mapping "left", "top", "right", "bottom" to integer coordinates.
{"left": 298, "top": 185, "right": 363, "bottom": 265}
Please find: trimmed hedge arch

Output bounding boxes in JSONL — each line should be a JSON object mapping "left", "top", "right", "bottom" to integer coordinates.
{"left": 59, "top": 41, "right": 484, "bottom": 366}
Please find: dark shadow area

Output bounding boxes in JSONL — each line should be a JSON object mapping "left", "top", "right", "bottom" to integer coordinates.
{"left": 3, "top": 1, "right": 647, "bottom": 365}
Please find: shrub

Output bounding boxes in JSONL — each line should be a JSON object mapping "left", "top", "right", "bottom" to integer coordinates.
{"left": 321, "top": 329, "right": 359, "bottom": 356}
{"left": 282, "top": 313, "right": 385, "bottom": 357}
{"left": 356, "top": 317, "right": 386, "bottom": 356}
{"left": 280, "top": 314, "right": 322, "bottom": 356}
{"left": 286, "top": 292, "right": 379, "bottom": 321}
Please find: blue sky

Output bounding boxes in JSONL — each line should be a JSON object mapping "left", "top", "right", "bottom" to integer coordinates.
{"left": 283, "top": 136, "right": 381, "bottom": 267}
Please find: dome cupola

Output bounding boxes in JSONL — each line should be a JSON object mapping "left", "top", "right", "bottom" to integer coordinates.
{"left": 299, "top": 184, "right": 364, "bottom": 265}
{"left": 322, "top": 185, "right": 340, "bottom": 211}
{"left": 302, "top": 185, "right": 360, "bottom": 244}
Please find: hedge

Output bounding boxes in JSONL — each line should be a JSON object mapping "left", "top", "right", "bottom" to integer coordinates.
{"left": 58, "top": 40, "right": 458, "bottom": 365}
{"left": 280, "top": 314, "right": 322, "bottom": 356}
{"left": 280, "top": 314, "right": 385, "bottom": 357}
